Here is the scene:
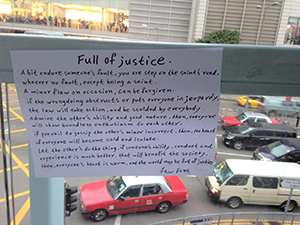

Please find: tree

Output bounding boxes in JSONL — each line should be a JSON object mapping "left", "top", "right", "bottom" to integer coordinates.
{"left": 195, "top": 29, "right": 241, "bottom": 44}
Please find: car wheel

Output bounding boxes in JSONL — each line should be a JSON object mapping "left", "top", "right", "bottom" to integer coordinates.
{"left": 156, "top": 201, "right": 171, "bottom": 213}
{"left": 226, "top": 197, "right": 243, "bottom": 209}
{"left": 91, "top": 209, "right": 108, "bottom": 222}
{"left": 280, "top": 201, "right": 297, "bottom": 212}
{"left": 233, "top": 141, "right": 243, "bottom": 150}
{"left": 268, "top": 110, "right": 277, "bottom": 117}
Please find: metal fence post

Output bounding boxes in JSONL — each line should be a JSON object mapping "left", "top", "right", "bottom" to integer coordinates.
{"left": 217, "top": 213, "right": 221, "bottom": 225}
{"left": 290, "top": 213, "right": 295, "bottom": 225}
{"left": 255, "top": 212, "right": 260, "bottom": 225}
{"left": 231, "top": 213, "right": 235, "bottom": 225}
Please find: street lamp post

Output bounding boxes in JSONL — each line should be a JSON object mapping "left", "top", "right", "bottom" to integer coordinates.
{"left": 142, "top": 24, "right": 159, "bottom": 41}
{"left": 256, "top": 2, "right": 280, "bottom": 45}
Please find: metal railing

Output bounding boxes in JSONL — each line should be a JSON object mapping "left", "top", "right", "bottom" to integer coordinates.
{"left": 149, "top": 212, "right": 300, "bottom": 225}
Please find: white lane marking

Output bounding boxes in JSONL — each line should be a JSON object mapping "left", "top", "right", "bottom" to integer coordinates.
{"left": 217, "top": 151, "right": 252, "bottom": 158}
{"left": 115, "top": 215, "right": 122, "bottom": 225}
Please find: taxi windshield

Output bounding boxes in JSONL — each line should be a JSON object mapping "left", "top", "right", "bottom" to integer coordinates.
{"left": 236, "top": 113, "right": 247, "bottom": 122}
{"left": 107, "top": 176, "right": 127, "bottom": 199}
{"left": 214, "top": 161, "right": 233, "bottom": 185}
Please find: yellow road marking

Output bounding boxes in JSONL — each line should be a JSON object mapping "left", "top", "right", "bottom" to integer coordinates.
{"left": 0, "top": 190, "right": 30, "bottom": 203}
{"left": 5, "top": 144, "right": 29, "bottom": 177}
{"left": 3, "top": 117, "right": 20, "bottom": 121}
{"left": 3, "top": 100, "right": 19, "bottom": 103}
{"left": 2, "top": 102, "right": 24, "bottom": 123}
{"left": 11, "top": 197, "right": 30, "bottom": 225}
{"left": 8, "top": 128, "right": 27, "bottom": 134}
{"left": 0, "top": 163, "right": 29, "bottom": 173}
{"left": 1, "top": 93, "right": 18, "bottom": 97}
{"left": 12, "top": 144, "right": 28, "bottom": 149}
{"left": 0, "top": 143, "right": 28, "bottom": 152}
{"left": 7, "top": 84, "right": 17, "bottom": 92}
{"left": 9, "top": 107, "right": 21, "bottom": 110}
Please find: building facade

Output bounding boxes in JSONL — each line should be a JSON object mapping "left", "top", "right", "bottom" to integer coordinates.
{"left": 0, "top": 0, "right": 299, "bottom": 46}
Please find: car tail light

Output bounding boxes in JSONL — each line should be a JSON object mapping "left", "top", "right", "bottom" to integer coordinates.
{"left": 186, "top": 192, "right": 189, "bottom": 199}
{"left": 260, "top": 105, "right": 264, "bottom": 108}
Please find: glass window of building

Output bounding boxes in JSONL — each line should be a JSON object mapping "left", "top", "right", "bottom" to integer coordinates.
{"left": 284, "top": 17, "right": 300, "bottom": 45}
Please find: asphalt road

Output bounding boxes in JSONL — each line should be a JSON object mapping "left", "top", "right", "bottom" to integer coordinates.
{"left": 1, "top": 89, "right": 300, "bottom": 225}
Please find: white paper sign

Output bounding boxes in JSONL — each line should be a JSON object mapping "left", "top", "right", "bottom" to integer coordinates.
{"left": 281, "top": 179, "right": 300, "bottom": 189}
{"left": 11, "top": 48, "right": 222, "bottom": 177}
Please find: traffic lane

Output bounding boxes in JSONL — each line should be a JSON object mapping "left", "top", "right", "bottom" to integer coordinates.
{"left": 67, "top": 128, "right": 258, "bottom": 225}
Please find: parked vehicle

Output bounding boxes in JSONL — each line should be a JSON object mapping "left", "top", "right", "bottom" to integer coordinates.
{"left": 253, "top": 139, "right": 300, "bottom": 163}
{"left": 205, "top": 159, "right": 300, "bottom": 211}
{"left": 222, "top": 122, "right": 297, "bottom": 150}
{"left": 259, "top": 96, "right": 300, "bottom": 117}
{"left": 80, "top": 176, "right": 188, "bottom": 222}
{"left": 221, "top": 112, "right": 280, "bottom": 129}
{"left": 237, "top": 96, "right": 262, "bottom": 108}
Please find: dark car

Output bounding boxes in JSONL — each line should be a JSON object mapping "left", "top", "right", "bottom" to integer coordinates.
{"left": 222, "top": 122, "right": 297, "bottom": 150}
{"left": 253, "top": 139, "right": 300, "bottom": 163}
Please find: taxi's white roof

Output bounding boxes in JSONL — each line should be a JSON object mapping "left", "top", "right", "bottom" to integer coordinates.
{"left": 122, "top": 176, "right": 166, "bottom": 186}
{"left": 226, "top": 159, "right": 300, "bottom": 179}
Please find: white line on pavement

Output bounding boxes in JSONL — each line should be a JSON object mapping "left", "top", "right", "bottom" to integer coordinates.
{"left": 217, "top": 151, "right": 252, "bottom": 158}
{"left": 115, "top": 215, "right": 122, "bottom": 225}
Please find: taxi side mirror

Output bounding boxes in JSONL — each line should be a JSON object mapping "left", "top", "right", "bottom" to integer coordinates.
{"left": 118, "top": 196, "right": 125, "bottom": 201}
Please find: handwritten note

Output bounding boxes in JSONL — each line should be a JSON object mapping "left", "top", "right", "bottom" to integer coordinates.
{"left": 11, "top": 48, "right": 222, "bottom": 177}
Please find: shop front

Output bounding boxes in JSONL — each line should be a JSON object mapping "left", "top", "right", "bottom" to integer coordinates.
{"left": 0, "top": 0, "right": 129, "bottom": 34}
{"left": 284, "top": 17, "right": 300, "bottom": 45}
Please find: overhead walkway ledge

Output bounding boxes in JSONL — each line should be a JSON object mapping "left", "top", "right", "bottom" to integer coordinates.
{"left": 0, "top": 34, "right": 300, "bottom": 96}
{"left": 1, "top": 34, "right": 300, "bottom": 225}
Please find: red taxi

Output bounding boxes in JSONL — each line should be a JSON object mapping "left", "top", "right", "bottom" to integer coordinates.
{"left": 79, "top": 176, "right": 188, "bottom": 222}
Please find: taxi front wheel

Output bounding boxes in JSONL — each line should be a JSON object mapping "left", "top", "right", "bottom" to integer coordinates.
{"left": 156, "top": 201, "right": 171, "bottom": 213}
{"left": 91, "top": 209, "right": 108, "bottom": 222}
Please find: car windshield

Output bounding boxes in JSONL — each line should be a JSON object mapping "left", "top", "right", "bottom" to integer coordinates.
{"left": 106, "top": 176, "right": 127, "bottom": 199}
{"left": 213, "top": 161, "right": 233, "bottom": 185}
{"left": 268, "top": 141, "right": 295, "bottom": 157}
{"left": 236, "top": 124, "right": 253, "bottom": 134}
{"left": 236, "top": 113, "right": 247, "bottom": 122}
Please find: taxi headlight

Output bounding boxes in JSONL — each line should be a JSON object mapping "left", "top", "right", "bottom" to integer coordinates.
{"left": 211, "top": 186, "right": 221, "bottom": 194}
{"left": 81, "top": 202, "right": 86, "bottom": 211}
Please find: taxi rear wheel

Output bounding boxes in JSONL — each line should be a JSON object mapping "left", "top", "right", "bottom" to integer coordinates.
{"left": 156, "top": 201, "right": 171, "bottom": 213}
{"left": 91, "top": 209, "right": 108, "bottom": 222}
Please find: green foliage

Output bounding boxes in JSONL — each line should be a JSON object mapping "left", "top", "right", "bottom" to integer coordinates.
{"left": 195, "top": 29, "right": 241, "bottom": 44}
